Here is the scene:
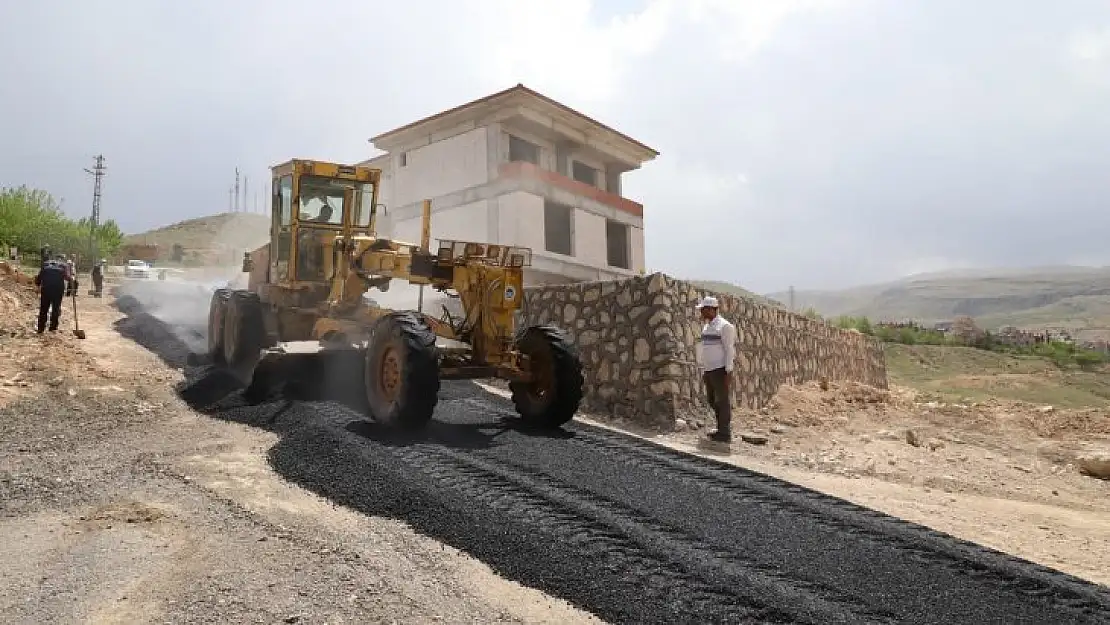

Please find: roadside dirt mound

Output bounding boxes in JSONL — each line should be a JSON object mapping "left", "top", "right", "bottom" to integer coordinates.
{"left": 760, "top": 380, "right": 910, "bottom": 426}
{"left": 760, "top": 377, "right": 1110, "bottom": 440}
{"left": 0, "top": 261, "right": 36, "bottom": 336}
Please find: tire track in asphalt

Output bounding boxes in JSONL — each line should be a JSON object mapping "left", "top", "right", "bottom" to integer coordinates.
{"left": 406, "top": 442, "right": 898, "bottom": 624}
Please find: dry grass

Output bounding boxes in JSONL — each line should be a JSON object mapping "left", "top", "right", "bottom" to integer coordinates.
{"left": 884, "top": 343, "right": 1110, "bottom": 409}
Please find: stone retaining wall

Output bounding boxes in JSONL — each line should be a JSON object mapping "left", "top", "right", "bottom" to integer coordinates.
{"left": 521, "top": 272, "right": 887, "bottom": 429}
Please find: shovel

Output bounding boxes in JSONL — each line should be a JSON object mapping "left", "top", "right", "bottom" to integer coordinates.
{"left": 71, "top": 294, "right": 86, "bottom": 339}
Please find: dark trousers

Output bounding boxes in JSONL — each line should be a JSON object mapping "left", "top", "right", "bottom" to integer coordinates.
{"left": 92, "top": 274, "right": 103, "bottom": 296}
{"left": 38, "top": 288, "right": 64, "bottom": 333}
{"left": 65, "top": 279, "right": 77, "bottom": 297}
{"left": 703, "top": 367, "right": 733, "bottom": 435}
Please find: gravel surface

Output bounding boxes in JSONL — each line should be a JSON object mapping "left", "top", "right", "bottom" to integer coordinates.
{"left": 120, "top": 280, "right": 1110, "bottom": 625}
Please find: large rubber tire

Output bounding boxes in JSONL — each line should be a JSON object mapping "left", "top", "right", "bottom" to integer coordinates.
{"left": 509, "top": 325, "right": 584, "bottom": 428}
{"left": 222, "top": 290, "right": 267, "bottom": 369}
{"left": 207, "top": 288, "right": 230, "bottom": 363}
{"left": 364, "top": 312, "right": 440, "bottom": 430}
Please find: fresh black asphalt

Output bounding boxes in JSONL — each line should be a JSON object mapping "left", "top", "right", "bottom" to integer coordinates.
{"left": 116, "top": 281, "right": 1110, "bottom": 625}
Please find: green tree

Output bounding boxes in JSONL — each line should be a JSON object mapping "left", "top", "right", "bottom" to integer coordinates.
{"left": 0, "top": 185, "right": 122, "bottom": 265}
{"left": 855, "top": 316, "right": 873, "bottom": 335}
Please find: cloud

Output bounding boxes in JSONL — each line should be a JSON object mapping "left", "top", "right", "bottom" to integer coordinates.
{"left": 2, "top": 0, "right": 1109, "bottom": 293}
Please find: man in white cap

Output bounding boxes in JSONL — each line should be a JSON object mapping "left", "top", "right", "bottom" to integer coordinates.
{"left": 697, "top": 296, "right": 736, "bottom": 443}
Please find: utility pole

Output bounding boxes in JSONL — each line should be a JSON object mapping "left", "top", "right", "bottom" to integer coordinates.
{"left": 243, "top": 175, "right": 249, "bottom": 215}
{"left": 788, "top": 285, "right": 796, "bottom": 312}
{"left": 228, "top": 187, "right": 234, "bottom": 212}
{"left": 83, "top": 155, "right": 106, "bottom": 259}
{"left": 233, "top": 168, "right": 241, "bottom": 213}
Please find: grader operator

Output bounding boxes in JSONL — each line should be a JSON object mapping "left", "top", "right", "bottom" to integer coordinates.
{"left": 207, "top": 159, "right": 584, "bottom": 430}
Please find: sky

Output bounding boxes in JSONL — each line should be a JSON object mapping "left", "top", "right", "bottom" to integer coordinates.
{"left": 2, "top": 0, "right": 1109, "bottom": 293}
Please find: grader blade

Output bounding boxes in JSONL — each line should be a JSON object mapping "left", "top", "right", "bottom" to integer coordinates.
{"left": 240, "top": 341, "right": 364, "bottom": 404}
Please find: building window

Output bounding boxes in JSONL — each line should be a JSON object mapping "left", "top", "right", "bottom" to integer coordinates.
{"left": 606, "top": 219, "right": 630, "bottom": 269}
{"left": 399, "top": 152, "right": 407, "bottom": 167}
{"left": 544, "top": 200, "right": 573, "bottom": 256}
{"left": 572, "top": 160, "right": 599, "bottom": 187}
{"left": 509, "top": 135, "right": 540, "bottom": 165}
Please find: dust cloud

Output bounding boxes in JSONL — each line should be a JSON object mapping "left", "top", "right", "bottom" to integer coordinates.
{"left": 115, "top": 268, "right": 457, "bottom": 357}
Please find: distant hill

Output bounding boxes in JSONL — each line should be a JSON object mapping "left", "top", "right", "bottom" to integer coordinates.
{"left": 690, "top": 279, "right": 785, "bottom": 308}
{"left": 123, "top": 213, "right": 270, "bottom": 265}
{"left": 768, "top": 266, "right": 1110, "bottom": 341}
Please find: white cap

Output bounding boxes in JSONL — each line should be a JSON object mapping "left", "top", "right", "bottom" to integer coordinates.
{"left": 697, "top": 296, "right": 719, "bottom": 309}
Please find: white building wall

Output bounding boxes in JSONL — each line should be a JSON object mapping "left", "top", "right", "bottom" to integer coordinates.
{"left": 630, "top": 225, "right": 645, "bottom": 273}
{"left": 496, "top": 192, "right": 545, "bottom": 251}
{"left": 392, "top": 200, "right": 491, "bottom": 247}
{"left": 393, "top": 127, "right": 489, "bottom": 207}
{"left": 573, "top": 210, "right": 607, "bottom": 267}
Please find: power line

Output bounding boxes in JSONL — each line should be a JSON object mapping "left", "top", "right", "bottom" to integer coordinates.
{"left": 83, "top": 155, "right": 106, "bottom": 257}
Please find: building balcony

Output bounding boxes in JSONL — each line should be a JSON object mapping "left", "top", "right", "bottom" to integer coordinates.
{"left": 498, "top": 161, "right": 644, "bottom": 218}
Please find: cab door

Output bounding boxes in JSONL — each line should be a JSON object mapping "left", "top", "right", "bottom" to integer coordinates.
{"left": 271, "top": 174, "right": 293, "bottom": 283}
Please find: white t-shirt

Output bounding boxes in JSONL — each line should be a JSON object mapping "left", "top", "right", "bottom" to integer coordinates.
{"left": 698, "top": 314, "right": 737, "bottom": 372}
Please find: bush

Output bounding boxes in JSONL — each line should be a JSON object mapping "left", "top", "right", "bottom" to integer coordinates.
{"left": 1074, "top": 350, "right": 1106, "bottom": 370}
{"left": 833, "top": 315, "right": 875, "bottom": 335}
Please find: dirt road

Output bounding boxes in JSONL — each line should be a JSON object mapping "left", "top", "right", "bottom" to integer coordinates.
{"left": 3, "top": 277, "right": 1110, "bottom": 624}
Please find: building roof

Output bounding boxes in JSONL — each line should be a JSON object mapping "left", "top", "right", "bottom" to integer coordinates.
{"left": 369, "top": 84, "right": 659, "bottom": 157}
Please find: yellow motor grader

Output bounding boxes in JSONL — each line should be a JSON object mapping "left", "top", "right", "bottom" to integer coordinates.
{"left": 207, "top": 158, "right": 583, "bottom": 430}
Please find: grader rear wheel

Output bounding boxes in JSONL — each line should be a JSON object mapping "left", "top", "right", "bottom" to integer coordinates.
{"left": 509, "top": 325, "right": 584, "bottom": 428}
{"left": 207, "top": 288, "right": 230, "bottom": 363}
{"left": 223, "top": 290, "right": 267, "bottom": 370}
{"left": 364, "top": 312, "right": 440, "bottom": 429}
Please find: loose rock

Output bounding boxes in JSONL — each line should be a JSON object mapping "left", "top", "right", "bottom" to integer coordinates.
{"left": 1076, "top": 452, "right": 1110, "bottom": 480}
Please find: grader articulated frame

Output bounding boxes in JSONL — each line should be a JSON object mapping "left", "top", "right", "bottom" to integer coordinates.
{"left": 207, "top": 158, "right": 583, "bottom": 430}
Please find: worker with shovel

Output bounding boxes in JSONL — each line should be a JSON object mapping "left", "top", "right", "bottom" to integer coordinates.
{"left": 33, "top": 257, "right": 70, "bottom": 334}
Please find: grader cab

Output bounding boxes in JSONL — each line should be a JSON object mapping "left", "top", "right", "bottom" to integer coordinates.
{"left": 207, "top": 159, "right": 583, "bottom": 430}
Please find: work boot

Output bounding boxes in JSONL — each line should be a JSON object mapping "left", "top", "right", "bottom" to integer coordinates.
{"left": 708, "top": 430, "right": 731, "bottom": 443}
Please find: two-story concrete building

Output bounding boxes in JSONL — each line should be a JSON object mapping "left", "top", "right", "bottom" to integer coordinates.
{"left": 360, "top": 84, "right": 658, "bottom": 285}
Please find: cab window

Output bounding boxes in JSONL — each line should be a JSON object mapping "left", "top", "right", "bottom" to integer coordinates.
{"left": 298, "top": 176, "right": 346, "bottom": 226}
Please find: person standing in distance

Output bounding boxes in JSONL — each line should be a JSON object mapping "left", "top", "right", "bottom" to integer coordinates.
{"left": 697, "top": 296, "right": 737, "bottom": 443}
{"left": 91, "top": 259, "right": 106, "bottom": 297}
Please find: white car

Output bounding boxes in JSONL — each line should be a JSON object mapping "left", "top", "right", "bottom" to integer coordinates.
{"left": 124, "top": 259, "right": 154, "bottom": 279}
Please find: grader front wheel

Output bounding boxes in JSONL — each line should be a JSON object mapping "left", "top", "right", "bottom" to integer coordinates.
{"left": 364, "top": 312, "right": 441, "bottom": 429}
{"left": 509, "top": 325, "right": 584, "bottom": 428}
